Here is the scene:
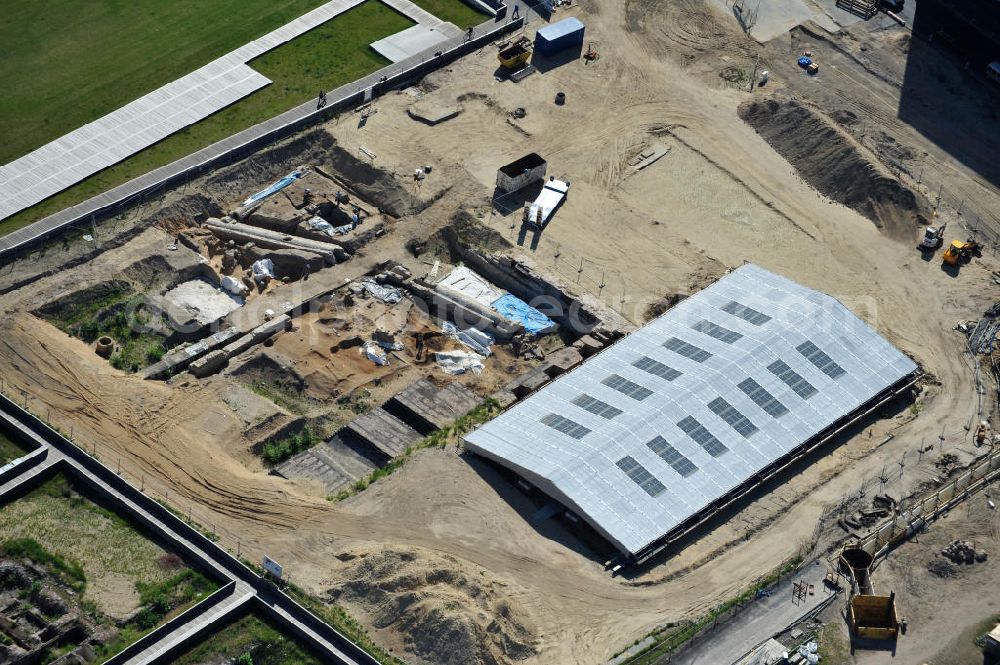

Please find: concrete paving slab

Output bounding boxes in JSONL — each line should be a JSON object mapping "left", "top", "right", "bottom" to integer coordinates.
{"left": 371, "top": 24, "right": 453, "bottom": 63}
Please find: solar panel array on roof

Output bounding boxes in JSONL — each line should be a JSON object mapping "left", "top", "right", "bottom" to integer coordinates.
{"left": 464, "top": 264, "right": 918, "bottom": 558}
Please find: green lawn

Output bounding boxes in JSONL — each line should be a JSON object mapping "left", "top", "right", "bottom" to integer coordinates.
{"left": 0, "top": 0, "right": 417, "bottom": 238}
{"left": 0, "top": 431, "right": 27, "bottom": 463}
{"left": 411, "top": 0, "right": 486, "bottom": 28}
{"left": 0, "top": 0, "right": 333, "bottom": 165}
{"left": 173, "top": 613, "right": 326, "bottom": 665}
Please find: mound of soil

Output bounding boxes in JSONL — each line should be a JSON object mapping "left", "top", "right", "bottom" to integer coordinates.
{"left": 738, "top": 95, "right": 930, "bottom": 238}
{"left": 204, "top": 129, "right": 336, "bottom": 204}
{"left": 329, "top": 549, "right": 536, "bottom": 665}
{"left": 321, "top": 144, "right": 422, "bottom": 218}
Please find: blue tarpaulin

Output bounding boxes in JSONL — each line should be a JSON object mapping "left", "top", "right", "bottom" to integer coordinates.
{"left": 490, "top": 294, "right": 556, "bottom": 334}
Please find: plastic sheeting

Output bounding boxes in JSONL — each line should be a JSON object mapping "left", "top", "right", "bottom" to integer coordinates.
{"left": 435, "top": 266, "right": 504, "bottom": 309}
{"left": 221, "top": 275, "right": 247, "bottom": 296}
{"left": 490, "top": 294, "right": 556, "bottom": 334}
{"left": 362, "top": 341, "right": 389, "bottom": 366}
{"left": 436, "top": 350, "right": 485, "bottom": 375}
{"left": 243, "top": 170, "right": 303, "bottom": 206}
{"left": 251, "top": 258, "right": 275, "bottom": 284}
{"left": 361, "top": 279, "right": 402, "bottom": 304}
{"left": 442, "top": 321, "right": 494, "bottom": 357}
{"left": 307, "top": 216, "right": 335, "bottom": 236}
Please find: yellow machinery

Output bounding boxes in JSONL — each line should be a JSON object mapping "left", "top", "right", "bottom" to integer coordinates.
{"left": 942, "top": 238, "right": 980, "bottom": 265}
{"left": 499, "top": 37, "right": 532, "bottom": 69}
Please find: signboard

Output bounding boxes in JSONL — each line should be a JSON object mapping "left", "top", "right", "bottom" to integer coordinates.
{"left": 262, "top": 556, "right": 283, "bottom": 579}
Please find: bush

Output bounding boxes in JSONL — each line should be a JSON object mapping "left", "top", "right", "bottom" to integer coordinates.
{"left": 261, "top": 427, "right": 318, "bottom": 465}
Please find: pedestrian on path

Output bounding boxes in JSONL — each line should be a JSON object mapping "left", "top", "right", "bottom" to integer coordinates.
{"left": 512, "top": 3, "right": 520, "bottom": 19}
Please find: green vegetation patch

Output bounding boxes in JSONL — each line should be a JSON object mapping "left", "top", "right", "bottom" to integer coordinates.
{"left": 410, "top": 0, "right": 486, "bottom": 28}
{"left": 0, "top": 431, "right": 27, "bottom": 464}
{"left": 35, "top": 282, "right": 171, "bottom": 373}
{"left": 0, "top": 475, "right": 180, "bottom": 615}
{"left": 261, "top": 426, "right": 319, "bottom": 465}
{"left": 173, "top": 612, "right": 327, "bottom": 665}
{"left": 0, "top": 537, "right": 86, "bottom": 591}
{"left": 0, "top": 0, "right": 413, "bottom": 238}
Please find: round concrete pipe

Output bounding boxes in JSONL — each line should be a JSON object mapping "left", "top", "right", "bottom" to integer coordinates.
{"left": 95, "top": 336, "right": 114, "bottom": 358}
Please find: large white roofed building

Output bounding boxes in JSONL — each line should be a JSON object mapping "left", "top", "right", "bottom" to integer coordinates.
{"left": 464, "top": 264, "right": 919, "bottom": 563}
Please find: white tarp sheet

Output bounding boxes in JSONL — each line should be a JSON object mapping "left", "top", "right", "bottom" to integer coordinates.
{"left": 443, "top": 321, "right": 494, "bottom": 357}
{"left": 361, "top": 279, "right": 402, "bottom": 304}
{"left": 435, "top": 266, "right": 504, "bottom": 309}
{"left": 436, "top": 350, "right": 485, "bottom": 375}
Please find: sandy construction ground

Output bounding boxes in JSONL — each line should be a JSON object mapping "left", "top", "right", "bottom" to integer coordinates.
{"left": 1, "top": 1, "right": 999, "bottom": 663}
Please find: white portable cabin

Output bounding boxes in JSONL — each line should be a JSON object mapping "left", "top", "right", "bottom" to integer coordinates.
{"left": 496, "top": 153, "right": 548, "bottom": 194}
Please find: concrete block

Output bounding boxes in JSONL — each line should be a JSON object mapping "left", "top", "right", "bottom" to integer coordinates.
{"left": 189, "top": 349, "right": 228, "bottom": 378}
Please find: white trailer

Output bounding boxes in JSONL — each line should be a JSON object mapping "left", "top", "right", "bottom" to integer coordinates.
{"left": 523, "top": 178, "right": 570, "bottom": 229}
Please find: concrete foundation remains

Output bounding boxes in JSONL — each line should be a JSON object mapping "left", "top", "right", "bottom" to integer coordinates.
{"left": 384, "top": 379, "right": 481, "bottom": 435}
{"left": 343, "top": 408, "right": 424, "bottom": 462}
{"left": 156, "top": 279, "right": 244, "bottom": 328}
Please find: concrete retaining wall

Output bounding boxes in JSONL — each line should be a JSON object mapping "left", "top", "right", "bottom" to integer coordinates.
{"left": 0, "top": 392, "right": 379, "bottom": 664}
{"left": 103, "top": 581, "right": 241, "bottom": 665}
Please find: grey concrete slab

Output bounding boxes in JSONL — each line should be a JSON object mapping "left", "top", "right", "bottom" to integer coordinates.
{"left": 371, "top": 24, "right": 453, "bottom": 63}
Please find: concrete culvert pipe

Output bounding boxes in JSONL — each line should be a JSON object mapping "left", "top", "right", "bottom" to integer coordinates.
{"left": 95, "top": 336, "right": 114, "bottom": 358}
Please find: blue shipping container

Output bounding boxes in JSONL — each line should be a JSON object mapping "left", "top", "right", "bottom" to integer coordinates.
{"left": 534, "top": 17, "right": 585, "bottom": 56}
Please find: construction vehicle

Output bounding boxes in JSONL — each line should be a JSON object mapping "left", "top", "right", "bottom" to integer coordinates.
{"left": 918, "top": 222, "right": 945, "bottom": 251}
{"left": 942, "top": 238, "right": 981, "bottom": 266}
{"left": 498, "top": 37, "right": 532, "bottom": 70}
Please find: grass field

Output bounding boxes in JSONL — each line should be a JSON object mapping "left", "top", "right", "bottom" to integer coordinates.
{"left": 173, "top": 613, "right": 326, "bottom": 665}
{"left": 0, "top": 431, "right": 27, "bottom": 463}
{"left": 0, "top": 474, "right": 183, "bottom": 616}
{"left": 411, "top": 0, "right": 486, "bottom": 28}
{"left": 0, "top": 0, "right": 483, "bottom": 239}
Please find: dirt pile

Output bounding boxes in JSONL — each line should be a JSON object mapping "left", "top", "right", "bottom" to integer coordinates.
{"left": 321, "top": 144, "right": 423, "bottom": 218}
{"left": 328, "top": 549, "right": 536, "bottom": 665}
{"left": 738, "top": 95, "right": 930, "bottom": 239}
{"left": 204, "top": 129, "right": 336, "bottom": 204}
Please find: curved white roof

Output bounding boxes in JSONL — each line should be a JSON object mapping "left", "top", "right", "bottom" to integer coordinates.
{"left": 464, "top": 264, "right": 917, "bottom": 557}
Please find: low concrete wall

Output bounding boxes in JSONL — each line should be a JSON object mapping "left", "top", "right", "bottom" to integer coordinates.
{"left": 0, "top": 446, "right": 47, "bottom": 486}
{"left": 103, "top": 581, "right": 241, "bottom": 665}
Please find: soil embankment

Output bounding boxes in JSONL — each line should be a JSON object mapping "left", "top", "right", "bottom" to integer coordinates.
{"left": 738, "top": 95, "right": 930, "bottom": 239}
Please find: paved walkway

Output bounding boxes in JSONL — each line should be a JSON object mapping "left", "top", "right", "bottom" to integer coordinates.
{"left": 0, "top": 0, "right": 460, "bottom": 223}
{"left": 673, "top": 561, "right": 839, "bottom": 665}
{"left": 0, "top": 396, "right": 379, "bottom": 665}
{"left": 0, "top": 13, "right": 520, "bottom": 257}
